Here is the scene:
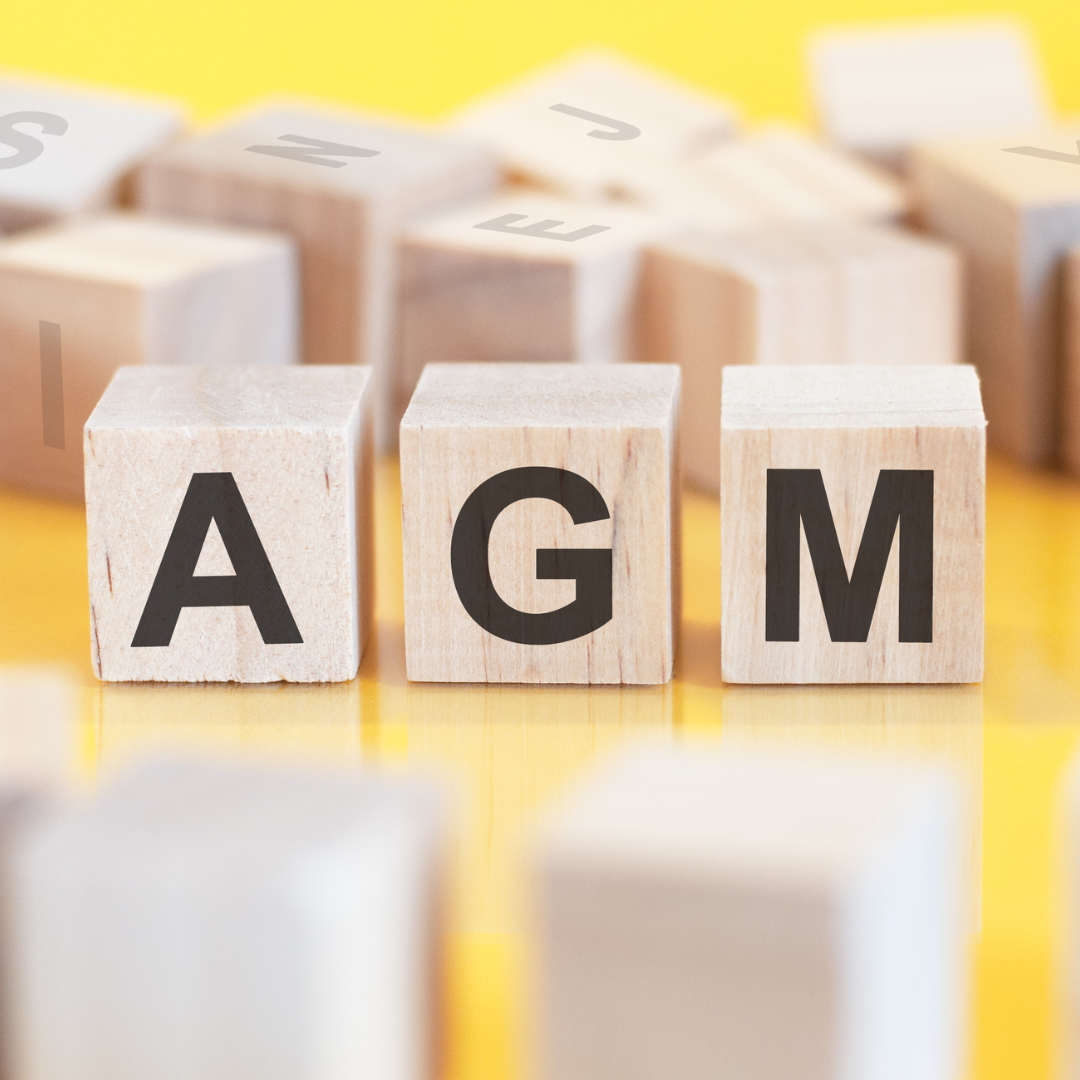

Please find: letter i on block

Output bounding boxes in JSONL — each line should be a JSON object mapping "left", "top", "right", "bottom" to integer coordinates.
{"left": 85, "top": 366, "right": 373, "bottom": 683}
{"left": 400, "top": 364, "right": 680, "bottom": 684}
{"left": 721, "top": 366, "right": 985, "bottom": 683}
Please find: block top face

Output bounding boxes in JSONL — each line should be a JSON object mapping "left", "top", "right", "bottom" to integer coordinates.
{"left": 541, "top": 746, "right": 956, "bottom": 885}
{"left": 401, "top": 363, "right": 679, "bottom": 430}
{"left": 88, "top": 366, "right": 369, "bottom": 433}
{"left": 0, "top": 77, "right": 183, "bottom": 214}
{"left": 0, "top": 212, "right": 292, "bottom": 288}
{"left": 721, "top": 365, "right": 985, "bottom": 430}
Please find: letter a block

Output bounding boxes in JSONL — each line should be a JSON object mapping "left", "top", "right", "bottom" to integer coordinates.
{"left": 85, "top": 366, "right": 373, "bottom": 683}
{"left": 400, "top": 363, "right": 680, "bottom": 684}
{"left": 721, "top": 365, "right": 985, "bottom": 683}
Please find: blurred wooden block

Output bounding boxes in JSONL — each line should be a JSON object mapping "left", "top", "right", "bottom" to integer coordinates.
{"left": 449, "top": 50, "right": 738, "bottom": 203}
{"left": 0, "top": 668, "right": 76, "bottom": 793}
{"left": 395, "top": 194, "right": 660, "bottom": 424}
{"left": 536, "top": 745, "right": 967, "bottom": 1080}
{"left": 809, "top": 19, "right": 1048, "bottom": 169}
{"left": 643, "top": 223, "right": 960, "bottom": 491}
{"left": 11, "top": 759, "right": 447, "bottom": 1080}
{"left": 400, "top": 363, "right": 680, "bottom": 684}
{"left": 912, "top": 129, "right": 1080, "bottom": 464}
{"left": 85, "top": 366, "right": 373, "bottom": 683}
{"left": 0, "top": 213, "right": 297, "bottom": 500}
{"left": 137, "top": 102, "right": 498, "bottom": 449}
{"left": 1060, "top": 244, "right": 1080, "bottom": 473}
{"left": 721, "top": 365, "right": 985, "bottom": 684}
{"left": 0, "top": 77, "right": 183, "bottom": 232}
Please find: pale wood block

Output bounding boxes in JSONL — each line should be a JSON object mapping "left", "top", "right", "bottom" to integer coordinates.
{"left": 400, "top": 364, "right": 680, "bottom": 684}
{"left": 9, "top": 758, "right": 447, "bottom": 1080}
{"left": 0, "top": 212, "right": 298, "bottom": 500}
{"left": 0, "top": 668, "right": 77, "bottom": 793}
{"left": 395, "top": 193, "right": 662, "bottom": 423}
{"left": 535, "top": 744, "right": 967, "bottom": 1080}
{"left": 720, "top": 365, "right": 985, "bottom": 684}
{"left": 0, "top": 76, "right": 183, "bottom": 232}
{"left": 449, "top": 50, "right": 738, "bottom": 203}
{"left": 809, "top": 19, "right": 1049, "bottom": 169}
{"left": 1062, "top": 244, "right": 1080, "bottom": 473}
{"left": 85, "top": 365, "right": 373, "bottom": 683}
{"left": 911, "top": 129, "right": 1080, "bottom": 464}
{"left": 137, "top": 102, "right": 499, "bottom": 449}
{"left": 642, "top": 223, "right": 961, "bottom": 491}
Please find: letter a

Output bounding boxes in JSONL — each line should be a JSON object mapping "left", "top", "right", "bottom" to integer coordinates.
{"left": 132, "top": 473, "right": 303, "bottom": 647}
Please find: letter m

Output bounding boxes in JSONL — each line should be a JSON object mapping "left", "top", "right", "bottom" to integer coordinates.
{"left": 765, "top": 469, "right": 933, "bottom": 643}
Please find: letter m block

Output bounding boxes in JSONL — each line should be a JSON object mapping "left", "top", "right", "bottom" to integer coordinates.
{"left": 721, "top": 366, "right": 985, "bottom": 683}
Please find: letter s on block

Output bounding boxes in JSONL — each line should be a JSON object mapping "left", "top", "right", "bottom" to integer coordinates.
{"left": 450, "top": 467, "right": 613, "bottom": 645}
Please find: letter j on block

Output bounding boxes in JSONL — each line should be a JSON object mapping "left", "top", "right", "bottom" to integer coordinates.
{"left": 720, "top": 366, "right": 985, "bottom": 684}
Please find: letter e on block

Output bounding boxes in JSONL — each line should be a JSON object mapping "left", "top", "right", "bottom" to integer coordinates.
{"left": 720, "top": 366, "right": 985, "bottom": 683}
{"left": 85, "top": 366, "right": 373, "bottom": 683}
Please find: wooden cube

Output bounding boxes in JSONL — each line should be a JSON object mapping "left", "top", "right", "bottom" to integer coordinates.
{"left": 10, "top": 759, "right": 446, "bottom": 1080}
{"left": 400, "top": 363, "right": 680, "bottom": 684}
{"left": 0, "top": 213, "right": 298, "bottom": 500}
{"left": 0, "top": 76, "right": 182, "bottom": 232}
{"left": 137, "top": 102, "right": 498, "bottom": 449}
{"left": 395, "top": 194, "right": 660, "bottom": 424}
{"left": 809, "top": 19, "right": 1048, "bottom": 169}
{"left": 536, "top": 745, "right": 967, "bottom": 1080}
{"left": 85, "top": 365, "right": 373, "bottom": 683}
{"left": 720, "top": 365, "right": 985, "bottom": 684}
{"left": 642, "top": 223, "right": 960, "bottom": 492}
{"left": 911, "top": 129, "right": 1080, "bottom": 464}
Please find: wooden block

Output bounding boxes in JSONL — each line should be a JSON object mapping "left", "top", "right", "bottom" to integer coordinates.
{"left": 535, "top": 744, "right": 967, "bottom": 1080}
{"left": 0, "top": 76, "right": 183, "bottom": 232}
{"left": 0, "top": 668, "right": 76, "bottom": 792}
{"left": 449, "top": 50, "right": 738, "bottom": 203}
{"left": 0, "top": 212, "right": 298, "bottom": 500}
{"left": 642, "top": 222, "right": 961, "bottom": 491}
{"left": 85, "top": 365, "right": 373, "bottom": 683}
{"left": 809, "top": 19, "right": 1048, "bottom": 169}
{"left": 720, "top": 365, "right": 985, "bottom": 684}
{"left": 1059, "top": 243, "right": 1080, "bottom": 472}
{"left": 137, "top": 102, "right": 499, "bottom": 449}
{"left": 400, "top": 363, "right": 680, "bottom": 684}
{"left": 395, "top": 194, "right": 662, "bottom": 424}
{"left": 10, "top": 758, "right": 446, "bottom": 1080}
{"left": 911, "top": 129, "right": 1080, "bottom": 464}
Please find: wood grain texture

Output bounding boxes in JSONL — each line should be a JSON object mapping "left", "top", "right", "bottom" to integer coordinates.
{"left": 85, "top": 366, "right": 373, "bottom": 683}
{"left": 136, "top": 102, "right": 498, "bottom": 450}
{"left": 0, "top": 213, "right": 298, "bottom": 501}
{"left": 721, "top": 365, "right": 985, "bottom": 684}
{"left": 642, "top": 222, "right": 960, "bottom": 492}
{"left": 400, "top": 364, "right": 680, "bottom": 684}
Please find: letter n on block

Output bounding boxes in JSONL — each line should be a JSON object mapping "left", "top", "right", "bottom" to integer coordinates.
{"left": 720, "top": 366, "right": 985, "bottom": 683}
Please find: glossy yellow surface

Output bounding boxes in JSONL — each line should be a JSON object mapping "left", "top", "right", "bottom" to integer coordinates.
{"left": 1, "top": 456, "right": 1078, "bottom": 1079}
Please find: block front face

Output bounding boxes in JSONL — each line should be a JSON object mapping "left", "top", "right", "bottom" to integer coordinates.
{"left": 401, "top": 364, "right": 679, "bottom": 684}
{"left": 721, "top": 366, "right": 985, "bottom": 684}
{"left": 85, "top": 367, "right": 372, "bottom": 683}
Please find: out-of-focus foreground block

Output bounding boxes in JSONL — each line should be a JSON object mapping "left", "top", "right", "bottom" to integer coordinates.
{"left": 400, "top": 363, "right": 680, "bottom": 685}
{"left": 721, "top": 365, "right": 985, "bottom": 684}
{"left": 0, "top": 213, "right": 297, "bottom": 500}
{"left": 85, "top": 366, "right": 373, "bottom": 684}
{"left": 0, "top": 668, "right": 75, "bottom": 794}
{"left": 536, "top": 745, "right": 967, "bottom": 1080}
{"left": 10, "top": 759, "right": 447, "bottom": 1080}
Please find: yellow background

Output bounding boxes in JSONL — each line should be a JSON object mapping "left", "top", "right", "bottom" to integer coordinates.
{"left": 4, "top": 4, "right": 1080, "bottom": 1078}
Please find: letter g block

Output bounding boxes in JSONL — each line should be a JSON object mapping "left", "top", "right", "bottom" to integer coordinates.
{"left": 401, "top": 364, "right": 680, "bottom": 684}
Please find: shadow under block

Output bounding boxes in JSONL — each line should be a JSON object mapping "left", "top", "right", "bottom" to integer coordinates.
{"left": 911, "top": 129, "right": 1080, "bottom": 465}
{"left": 0, "top": 213, "right": 298, "bottom": 501}
{"left": 10, "top": 759, "right": 446, "bottom": 1080}
{"left": 720, "top": 365, "right": 985, "bottom": 684}
{"left": 400, "top": 364, "right": 680, "bottom": 684}
{"left": 0, "top": 77, "right": 183, "bottom": 233}
{"left": 136, "top": 103, "right": 499, "bottom": 449}
{"left": 808, "top": 20, "right": 1048, "bottom": 169}
{"left": 85, "top": 366, "right": 373, "bottom": 683}
{"left": 642, "top": 223, "right": 961, "bottom": 492}
{"left": 536, "top": 746, "right": 966, "bottom": 1080}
